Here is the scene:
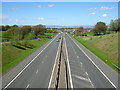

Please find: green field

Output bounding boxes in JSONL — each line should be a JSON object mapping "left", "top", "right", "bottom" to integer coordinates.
{"left": 74, "top": 33, "right": 119, "bottom": 72}
{"left": 44, "top": 33, "right": 55, "bottom": 36}
{"left": 1, "top": 33, "right": 56, "bottom": 74}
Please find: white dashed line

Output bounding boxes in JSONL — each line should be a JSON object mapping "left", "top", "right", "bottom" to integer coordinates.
{"left": 73, "top": 74, "right": 89, "bottom": 82}
{"left": 85, "top": 72, "right": 88, "bottom": 76}
{"left": 36, "top": 70, "right": 38, "bottom": 74}
{"left": 67, "top": 33, "right": 117, "bottom": 89}
{"left": 80, "top": 62, "right": 82, "bottom": 65}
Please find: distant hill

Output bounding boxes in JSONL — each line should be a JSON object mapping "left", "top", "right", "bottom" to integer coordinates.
{"left": 46, "top": 25, "right": 94, "bottom": 29}
{"left": 18, "top": 25, "right": 94, "bottom": 29}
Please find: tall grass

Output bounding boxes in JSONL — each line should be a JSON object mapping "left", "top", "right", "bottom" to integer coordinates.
{"left": 74, "top": 33, "right": 119, "bottom": 73}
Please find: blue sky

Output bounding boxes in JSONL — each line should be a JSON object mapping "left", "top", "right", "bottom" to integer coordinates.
{"left": 1, "top": 2, "right": 118, "bottom": 26}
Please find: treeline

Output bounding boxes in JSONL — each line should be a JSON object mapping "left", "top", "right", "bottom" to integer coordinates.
{"left": 1, "top": 24, "right": 56, "bottom": 42}
{"left": 75, "top": 19, "right": 120, "bottom": 36}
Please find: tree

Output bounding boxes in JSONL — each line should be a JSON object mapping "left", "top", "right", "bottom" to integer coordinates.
{"left": 109, "top": 19, "right": 120, "bottom": 32}
{"left": 0, "top": 26, "right": 5, "bottom": 31}
{"left": 109, "top": 20, "right": 115, "bottom": 31}
{"left": 11, "top": 25, "right": 18, "bottom": 28}
{"left": 2, "top": 27, "right": 17, "bottom": 40}
{"left": 5, "top": 25, "right": 11, "bottom": 31}
{"left": 93, "top": 22, "right": 107, "bottom": 35}
{"left": 2, "top": 26, "right": 23, "bottom": 41}
{"left": 75, "top": 26, "right": 84, "bottom": 36}
{"left": 118, "top": 19, "right": 120, "bottom": 31}
{"left": 78, "top": 27, "right": 84, "bottom": 32}
{"left": 32, "top": 24, "right": 47, "bottom": 38}
{"left": 20, "top": 26, "right": 31, "bottom": 39}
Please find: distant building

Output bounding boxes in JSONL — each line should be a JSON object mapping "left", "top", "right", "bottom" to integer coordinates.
{"left": 64, "top": 29, "right": 76, "bottom": 34}
{"left": 83, "top": 29, "right": 91, "bottom": 32}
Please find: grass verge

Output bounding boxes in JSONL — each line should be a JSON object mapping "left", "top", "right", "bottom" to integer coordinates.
{"left": 1, "top": 38, "right": 50, "bottom": 75}
{"left": 73, "top": 33, "right": 119, "bottom": 73}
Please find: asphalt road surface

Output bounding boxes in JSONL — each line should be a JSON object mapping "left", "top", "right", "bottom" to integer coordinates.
{"left": 2, "top": 33, "right": 119, "bottom": 89}
{"left": 2, "top": 33, "right": 61, "bottom": 89}
{"left": 65, "top": 33, "right": 118, "bottom": 89}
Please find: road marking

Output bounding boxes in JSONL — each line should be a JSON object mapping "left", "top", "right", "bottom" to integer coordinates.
{"left": 64, "top": 37, "right": 73, "bottom": 89}
{"left": 36, "top": 70, "right": 38, "bottom": 74}
{"left": 85, "top": 72, "right": 88, "bottom": 76}
{"left": 73, "top": 74, "right": 89, "bottom": 82}
{"left": 48, "top": 35, "right": 62, "bottom": 88}
{"left": 26, "top": 84, "right": 30, "bottom": 89}
{"left": 42, "top": 61, "right": 44, "bottom": 64}
{"left": 67, "top": 33, "right": 117, "bottom": 89}
{"left": 85, "top": 72, "right": 95, "bottom": 88}
{"left": 87, "top": 77, "right": 95, "bottom": 88}
{"left": 77, "top": 56, "right": 79, "bottom": 59}
{"left": 3, "top": 34, "right": 59, "bottom": 89}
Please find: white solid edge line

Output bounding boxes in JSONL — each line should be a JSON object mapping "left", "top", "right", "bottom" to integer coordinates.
{"left": 67, "top": 33, "right": 117, "bottom": 89}
{"left": 64, "top": 37, "right": 73, "bottom": 89}
{"left": 48, "top": 35, "right": 62, "bottom": 88}
{"left": 3, "top": 34, "right": 59, "bottom": 89}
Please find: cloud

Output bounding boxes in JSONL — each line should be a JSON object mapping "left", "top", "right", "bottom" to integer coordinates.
{"left": 37, "top": 5, "right": 42, "bottom": 8}
{"left": 89, "top": 12, "right": 96, "bottom": 15}
{"left": 100, "top": 6, "right": 114, "bottom": 10}
{"left": 0, "top": 15, "right": 26, "bottom": 25}
{"left": 37, "top": 17, "right": 44, "bottom": 21}
{"left": 88, "top": 8, "right": 97, "bottom": 10}
{"left": 10, "top": 8, "right": 18, "bottom": 11}
{"left": 48, "top": 4, "right": 55, "bottom": 7}
{"left": 0, "top": 16, "right": 10, "bottom": 21}
{"left": 101, "top": 14, "right": 108, "bottom": 17}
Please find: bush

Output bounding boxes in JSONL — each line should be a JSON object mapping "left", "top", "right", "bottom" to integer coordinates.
{"left": 24, "top": 33, "right": 35, "bottom": 40}
{"left": 21, "top": 40, "right": 35, "bottom": 49}
{"left": 105, "top": 32, "right": 111, "bottom": 34}
{"left": 11, "top": 40, "right": 34, "bottom": 49}
{"left": 11, "top": 41, "right": 26, "bottom": 50}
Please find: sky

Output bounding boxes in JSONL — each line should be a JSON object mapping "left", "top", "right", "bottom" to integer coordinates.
{"left": 1, "top": 0, "right": 119, "bottom": 2}
{"left": 1, "top": 2, "right": 118, "bottom": 26}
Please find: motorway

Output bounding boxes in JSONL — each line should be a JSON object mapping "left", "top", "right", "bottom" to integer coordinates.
{"left": 2, "top": 33, "right": 119, "bottom": 89}
{"left": 65, "top": 33, "right": 118, "bottom": 88}
{"left": 2, "top": 33, "right": 61, "bottom": 88}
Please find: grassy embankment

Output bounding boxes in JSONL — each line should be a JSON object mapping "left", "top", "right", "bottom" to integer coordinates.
{"left": 0, "top": 33, "right": 56, "bottom": 75}
{"left": 74, "top": 32, "right": 119, "bottom": 73}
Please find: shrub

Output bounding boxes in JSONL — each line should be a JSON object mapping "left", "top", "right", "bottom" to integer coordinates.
{"left": 24, "top": 33, "right": 35, "bottom": 40}
{"left": 21, "top": 40, "right": 35, "bottom": 49}
{"left": 11, "top": 41, "right": 26, "bottom": 50}
{"left": 11, "top": 40, "right": 34, "bottom": 49}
